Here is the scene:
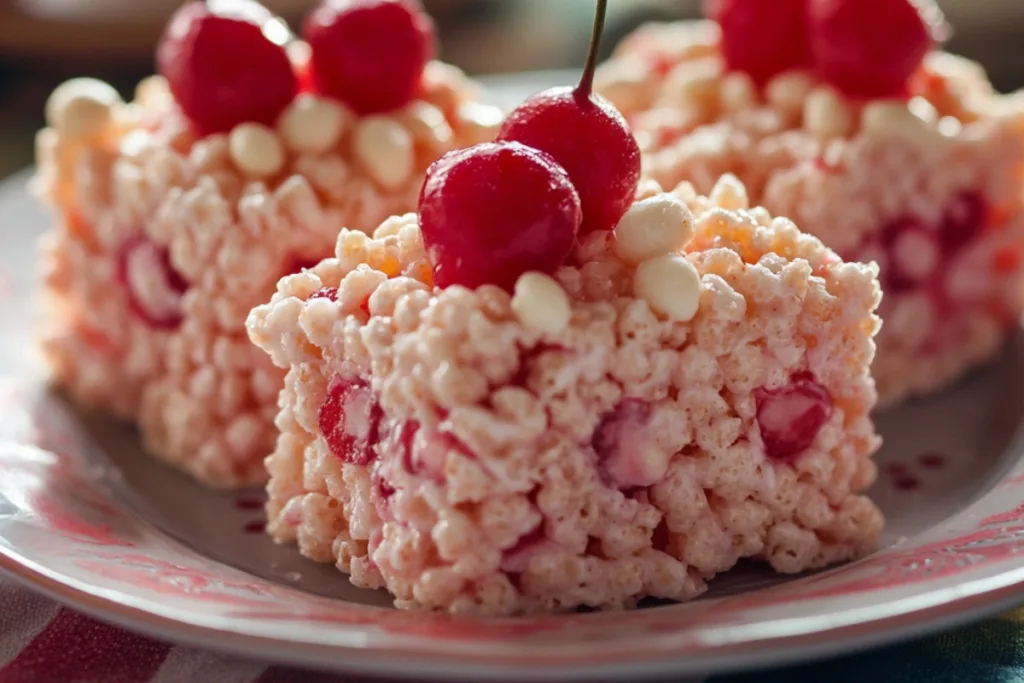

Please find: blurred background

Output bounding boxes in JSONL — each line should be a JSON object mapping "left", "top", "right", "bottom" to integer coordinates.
{"left": 0, "top": 0, "right": 1019, "bottom": 180}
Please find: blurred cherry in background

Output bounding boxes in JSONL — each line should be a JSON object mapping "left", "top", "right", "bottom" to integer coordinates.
{"left": 0, "top": 0, "right": 1019, "bottom": 179}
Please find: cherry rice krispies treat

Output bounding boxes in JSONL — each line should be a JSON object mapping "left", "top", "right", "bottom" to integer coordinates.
{"left": 34, "top": 0, "right": 501, "bottom": 487}
{"left": 596, "top": 0, "right": 1024, "bottom": 406}
{"left": 247, "top": 178, "right": 883, "bottom": 615}
{"left": 248, "top": 3, "right": 883, "bottom": 614}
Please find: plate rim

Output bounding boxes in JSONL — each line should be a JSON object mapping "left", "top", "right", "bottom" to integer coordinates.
{"left": 6, "top": 541, "right": 1024, "bottom": 681}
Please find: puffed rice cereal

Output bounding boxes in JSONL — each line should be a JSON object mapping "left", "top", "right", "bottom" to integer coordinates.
{"left": 34, "top": 55, "right": 501, "bottom": 488}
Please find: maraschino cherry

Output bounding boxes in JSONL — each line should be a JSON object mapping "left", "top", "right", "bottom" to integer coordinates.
{"left": 319, "top": 377, "right": 382, "bottom": 466}
{"left": 705, "top": 0, "right": 811, "bottom": 86}
{"left": 808, "top": 0, "right": 946, "bottom": 99}
{"left": 157, "top": 0, "right": 298, "bottom": 135}
{"left": 304, "top": 0, "right": 436, "bottom": 115}
{"left": 498, "top": 0, "right": 641, "bottom": 235}
{"left": 418, "top": 142, "right": 582, "bottom": 291}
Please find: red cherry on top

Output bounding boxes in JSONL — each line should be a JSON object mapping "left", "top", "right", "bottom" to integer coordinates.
{"left": 157, "top": 0, "right": 298, "bottom": 135}
{"left": 418, "top": 142, "right": 582, "bottom": 291}
{"left": 808, "top": 0, "right": 945, "bottom": 99}
{"left": 304, "top": 0, "right": 436, "bottom": 115}
{"left": 497, "top": 0, "right": 640, "bottom": 235}
{"left": 704, "top": 0, "right": 811, "bottom": 86}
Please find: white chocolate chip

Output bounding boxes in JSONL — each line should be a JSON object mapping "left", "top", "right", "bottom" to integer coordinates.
{"left": 400, "top": 101, "right": 454, "bottom": 152}
{"left": 766, "top": 71, "right": 814, "bottom": 119}
{"left": 709, "top": 173, "right": 750, "bottom": 211}
{"left": 634, "top": 254, "right": 702, "bottom": 322}
{"left": 45, "top": 78, "right": 122, "bottom": 140}
{"left": 278, "top": 93, "right": 347, "bottom": 154}
{"left": 456, "top": 101, "right": 504, "bottom": 145}
{"left": 804, "top": 87, "right": 853, "bottom": 139}
{"left": 614, "top": 194, "right": 695, "bottom": 264}
{"left": 229, "top": 123, "right": 286, "bottom": 177}
{"left": 352, "top": 116, "right": 415, "bottom": 191}
{"left": 134, "top": 75, "right": 171, "bottom": 108}
{"left": 720, "top": 72, "right": 757, "bottom": 113}
{"left": 511, "top": 273, "right": 572, "bottom": 335}
{"left": 938, "top": 116, "right": 963, "bottom": 137}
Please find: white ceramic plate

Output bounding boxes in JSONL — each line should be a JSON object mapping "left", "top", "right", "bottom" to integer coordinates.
{"left": 5, "top": 74, "right": 1024, "bottom": 682}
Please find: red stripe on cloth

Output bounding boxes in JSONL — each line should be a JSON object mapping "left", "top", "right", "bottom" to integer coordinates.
{"left": 253, "top": 667, "right": 354, "bottom": 683}
{"left": 0, "top": 609, "right": 171, "bottom": 683}
{"left": 0, "top": 583, "right": 62, "bottom": 668}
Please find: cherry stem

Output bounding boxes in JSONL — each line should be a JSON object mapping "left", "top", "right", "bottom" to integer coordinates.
{"left": 577, "top": 0, "right": 608, "bottom": 99}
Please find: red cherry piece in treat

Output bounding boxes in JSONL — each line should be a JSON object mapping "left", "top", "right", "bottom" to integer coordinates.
{"left": 114, "top": 236, "right": 189, "bottom": 329}
{"left": 304, "top": 0, "right": 436, "bottom": 115}
{"left": 157, "top": 1, "right": 297, "bottom": 135}
{"left": 594, "top": 399, "right": 665, "bottom": 489}
{"left": 310, "top": 286, "right": 339, "bottom": 301}
{"left": 318, "top": 377, "right": 383, "bottom": 466}
{"left": 704, "top": 0, "right": 811, "bottom": 86}
{"left": 418, "top": 141, "right": 582, "bottom": 290}
{"left": 808, "top": 0, "right": 945, "bottom": 99}
{"left": 754, "top": 372, "right": 833, "bottom": 463}
{"left": 940, "top": 190, "right": 988, "bottom": 254}
{"left": 497, "top": 0, "right": 640, "bottom": 235}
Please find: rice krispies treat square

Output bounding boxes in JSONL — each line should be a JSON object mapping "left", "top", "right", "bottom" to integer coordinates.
{"left": 35, "top": 58, "right": 500, "bottom": 488}
{"left": 596, "top": 21, "right": 1024, "bottom": 406}
{"left": 247, "top": 177, "right": 884, "bottom": 615}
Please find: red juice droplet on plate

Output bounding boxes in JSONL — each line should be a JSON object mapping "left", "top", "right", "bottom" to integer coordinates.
{"left": 244, "top": 520, "right": 267, "bottom": 534}
{"left": 918, "top": 453, "right": 947, "bottom": 470}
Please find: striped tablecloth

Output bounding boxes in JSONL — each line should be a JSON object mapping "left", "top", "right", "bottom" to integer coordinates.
{"left": 3, "top": 578, "right": 1023, "bottom": 683}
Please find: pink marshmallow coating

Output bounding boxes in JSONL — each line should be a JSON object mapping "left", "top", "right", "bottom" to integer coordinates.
{"left": 247, "top": 182, "right": 884, "bottom": 615}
